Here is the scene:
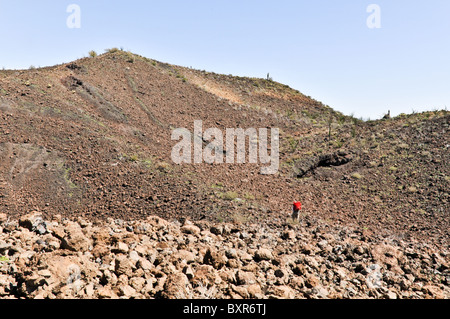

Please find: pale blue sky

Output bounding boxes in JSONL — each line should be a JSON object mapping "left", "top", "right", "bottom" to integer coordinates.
{"left": 1, "top": 1, "right": 449, "bottom": 119}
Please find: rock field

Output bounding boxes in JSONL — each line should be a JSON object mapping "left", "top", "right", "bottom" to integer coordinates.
{"left": 0, "top": 212, "right": 448, "bottom": 299}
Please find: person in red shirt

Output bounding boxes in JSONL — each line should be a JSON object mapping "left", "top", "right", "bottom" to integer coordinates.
{"left": 292, "top": 201, "right": 302, "bottom": 221}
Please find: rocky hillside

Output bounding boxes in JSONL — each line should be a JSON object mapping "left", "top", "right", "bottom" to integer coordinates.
{"left": 0, "top": 212, "right": 448, "bottom": 299}
{"left": 0, "top": 50, "right": 449, "bottom": 299}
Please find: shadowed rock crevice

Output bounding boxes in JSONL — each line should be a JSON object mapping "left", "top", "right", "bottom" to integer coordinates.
{"left": 62, "top": 76, "right": 128, "bottom": 124}
{"left": 294, "top": 151, "right": 353, "bottom": 178}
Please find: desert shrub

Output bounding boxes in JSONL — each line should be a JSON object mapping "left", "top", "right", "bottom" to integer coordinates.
{"left": 223, "top": 191, "right": 239, "bottom": 201}
{"left": 105, "top": 47, "right": 120, "bottom": 53}
{"left": 124, "top": 51, "right": 135, "bottom": 63}
{"left": 155, "top": 161, "right": 171, "bottom": 173}
{"left": 351, "top": 172, "right": 362, "bottom": 180}
{"left": 216, "top": 191, "right": 239, "bottom": 201}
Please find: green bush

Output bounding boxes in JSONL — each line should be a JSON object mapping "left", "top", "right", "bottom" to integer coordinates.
{"left": 0, "top": 256, "right": 9, "bottom": 262}
{"left": 223, "top": 191, "right": 239, "bottom": 201}
{"left": 105, "top": 47, "right": 120, "bottom": 53}
{"left": 351, "top": 172, "right": 362, "bottom": 180}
